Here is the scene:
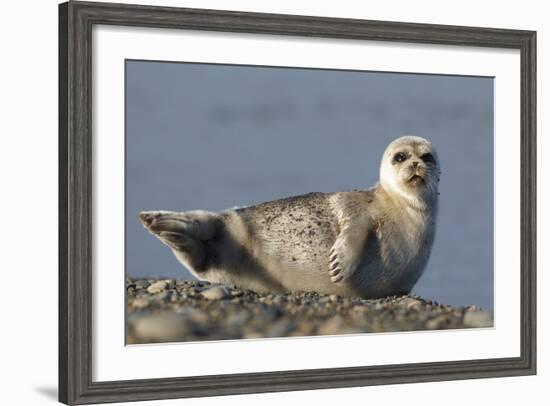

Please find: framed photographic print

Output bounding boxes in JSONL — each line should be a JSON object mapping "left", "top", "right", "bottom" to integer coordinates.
{"left": 59, "top": 1, "right": 536, "bottom": 404}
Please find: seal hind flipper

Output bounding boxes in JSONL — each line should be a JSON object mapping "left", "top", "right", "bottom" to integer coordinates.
{"left": 159, "top": 231, "right": 206, "bottom": 270}
{"left": 139, "top": 210, "right": 219, "bottom": 271}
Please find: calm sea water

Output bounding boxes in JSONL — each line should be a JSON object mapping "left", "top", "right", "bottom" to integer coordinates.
{"left": 125, "top": 61, "right": 494, "bottom": 310}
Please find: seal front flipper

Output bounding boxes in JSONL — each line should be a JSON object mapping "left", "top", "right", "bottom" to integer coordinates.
{"left": 328, "top": 215, "right": 370, "bottom": 283}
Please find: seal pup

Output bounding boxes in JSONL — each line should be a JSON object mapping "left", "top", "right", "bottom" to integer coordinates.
{"left": 139, "top": 136, "right": 440, "bottom": 298}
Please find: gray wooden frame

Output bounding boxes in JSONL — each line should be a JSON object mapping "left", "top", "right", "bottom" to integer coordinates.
{"left": 59, "top": 1, "right": 537, "bottom": 404}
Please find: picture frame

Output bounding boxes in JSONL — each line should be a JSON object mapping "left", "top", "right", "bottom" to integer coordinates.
{"left": 58, "top": 1, "right": 536, "bottom": 404}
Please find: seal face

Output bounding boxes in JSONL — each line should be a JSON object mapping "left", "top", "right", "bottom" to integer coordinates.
{"left": 139, "top": 135, "right": 440, "bottom": 298}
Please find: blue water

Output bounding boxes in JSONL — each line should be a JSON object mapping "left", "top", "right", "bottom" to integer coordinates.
{"left": 125, "top": 61, "right": 494, "bottom": 310}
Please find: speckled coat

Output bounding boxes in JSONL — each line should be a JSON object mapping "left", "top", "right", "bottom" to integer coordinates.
{"left": 192, "top": 188, "right": 436, "bottom": 298}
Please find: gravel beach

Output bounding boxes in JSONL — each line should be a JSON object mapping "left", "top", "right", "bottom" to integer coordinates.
{"left": 126, "top": 278, "right": 493, "bottom": 344}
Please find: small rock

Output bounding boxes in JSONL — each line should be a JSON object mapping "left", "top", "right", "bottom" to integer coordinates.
{"left": 135, "top": 279, "right": 150, "bottom": 289}
{"left": 268, "top": 319, "right": 295, "bottom": 337}
{"left": 243, "top": 330, "right": 264, "bottom": 339}
{"left": 177, "top": 307, "right": 209, "bottom": 324}
{"left": 318, "top": 315, "right": 346, "bottom": 335}
{"left": 200, "top": 286, "right": 231, "bottom": 300}
{"left": 132, "top": 313, "right": 192, "bottom": 342}
{"left": 426, "top": 314, "right": 451, "bottom": 329}
{"left": 147, "top": 280, "right": 168, "bottom": 294}
{"left": 400, "top": 297, "right": 424, "bottom": 311}
{"left": 463, "top": 311, "right": 493, "bottom": 328}
{"left": 152, "top": 291, "right": 169, "bottom": 301}
{"left": 226, "top": 310, "right": 251, "bottom": 329}
{"left": 132, "top": 297, "right": 149, "bottom": 309}
{"left": 318, "top": 316, "right": 363, "bottom": 335}
{"left": 272, "top": 296, "right": 284, "bottom": 306}
{"left": 131, "top": 298, "right": 149, "bottom": 309}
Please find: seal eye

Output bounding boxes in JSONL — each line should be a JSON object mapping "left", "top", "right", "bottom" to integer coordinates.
{"left": 393, "top": 152, "right": 407, "bottom": 164}
{"left": 420, "top": 153, "right": 435, "bottom": 165}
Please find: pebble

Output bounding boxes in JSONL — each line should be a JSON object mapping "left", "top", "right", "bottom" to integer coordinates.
{"left": 400, "top": 297, "right": 424, "bottom": 311}
{"left": 147, "top": 280, "right": 168, "bottom": 294}
{"left": 268, "top": 319, "right": 295, "bottom": 337}
{"left": 318, "top": 315, "right": 364, "bottom": 335}
{"left": 131, "top": 298, "right": 149, "bottom": 309}
{"left": 318, "top": 315, "right": 346, "bottom": 335}
{"left": 226, "top": 310, "right": 251, "bottom": 329}
{"left": 200, "top": 286, "right": 231, "bottom": 300}
{"left": 152, "top": 291, "right": 169, "bottom": 301}
{"left": 135, "top": 280, "right": 150, "bottom": 289}
{"left": 272, "top": 296, "right": 284, "bottom": 306}
{"left": 426, "top": 314, "right": 451, "bottom": 330}
{"left": 132, "top": 313, "right": 192, "bottom": 342}
{"left": 176, "top": 307, "right": 209, "bottom": 324}
{"left": 463, "top": 311, "right": 494, "bottom": 328}
{"left": 243, "top": 330, "right": 264, "bottom": 339}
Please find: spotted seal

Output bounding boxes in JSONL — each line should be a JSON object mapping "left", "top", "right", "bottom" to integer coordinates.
{"left": 139, "top": 136, "right": 440, "bottom": 298}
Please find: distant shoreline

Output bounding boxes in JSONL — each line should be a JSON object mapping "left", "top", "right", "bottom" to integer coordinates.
{"left": 126, "top": 278, "right": 493, "bottom": 344}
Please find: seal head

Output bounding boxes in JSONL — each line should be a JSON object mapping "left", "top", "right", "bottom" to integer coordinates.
{"left": 380, "top": 135, "right": 440, "bottom": 211}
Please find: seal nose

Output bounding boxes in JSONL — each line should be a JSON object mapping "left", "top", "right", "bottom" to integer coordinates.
{"left": 411, "top": 161, "right": 419, "bottom": 169}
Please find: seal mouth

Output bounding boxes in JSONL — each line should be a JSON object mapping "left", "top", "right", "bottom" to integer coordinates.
{"left": 407, "top": 174, "right": 425, "bottom": 185}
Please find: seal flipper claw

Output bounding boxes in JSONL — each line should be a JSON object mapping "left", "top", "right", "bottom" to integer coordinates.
{"left": 327, "top": 215, "right": 370, "bottom": 284}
